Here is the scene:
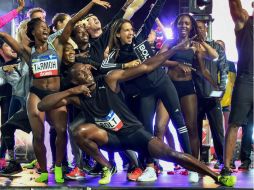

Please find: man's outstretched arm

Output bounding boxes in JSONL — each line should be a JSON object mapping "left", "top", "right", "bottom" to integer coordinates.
{"left": 105, "top": 46, "right": 179, "bottom": 92}
{"left": 37, "top": 85, "right": 90, "bottom": 111}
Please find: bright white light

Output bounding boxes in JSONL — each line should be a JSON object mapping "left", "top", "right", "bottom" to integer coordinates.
{"left": 212, "top": 0, "right": 253, "bottom": 62}
{"left": 164, "top": 27, "right": 174, "bottom": 39}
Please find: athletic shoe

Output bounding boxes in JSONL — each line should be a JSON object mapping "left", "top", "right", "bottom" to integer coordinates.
{"left": 179, "top": 169, "right": 189, "bottom": 175}
{"left": 98, "top": 166, "right": 117, "bottom": 185}
{"left": 127, "top": 167, "right": 143, "bottom": 181}
{"left": 167, "top": 171, "right": 176, "bottom": 175}
{"left": 0, "top": 161, "right": 22, "bottom": 176}
{"left": 214, "top": 160, "right": 223, "bottom": 169}
{"left": 218, "top": 166, "right": 236, "bottom": 186}
{"left": 188, "top": 171, "right": 199, "bottom": 183}
{"left": 220, "top": 166, "right": 232, "bottom": 176}
{"left": 22, "top": 159, "right": 38, "bottom": 169}
{"left": 137, "top": 167, "right": 157, "bottom": 182}
{"left": 66, "top": 167, "right": 85, "bottom": 180}
{"left": 88, "top": 163, "right": 102, "bottom": 175}
{"left": 238, "top": 160, "right": 251, "bottom": 170}
{"left": 218, "top": 175, "right": 237, "bottom": 187}
{"left": 0, "top": 158, "right": 7, "bottom": 170}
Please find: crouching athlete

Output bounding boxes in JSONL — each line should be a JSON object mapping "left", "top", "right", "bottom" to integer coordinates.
{"left": 38, "top": 46, "right": 236, "bottom": 186}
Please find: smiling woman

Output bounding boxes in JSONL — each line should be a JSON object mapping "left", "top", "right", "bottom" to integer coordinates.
{"left": 0, "top": 0, "right": 111, "bottom": 184}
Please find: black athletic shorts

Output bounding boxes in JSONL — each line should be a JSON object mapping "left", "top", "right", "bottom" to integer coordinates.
{"left": 30, "top": 86, "right": 58, "bottom": 99}
{"left": 101, "top": 127, "right": 154, "bottom": 156}
{"left": 229, "top": 74, "right": 253, "bottom": 126}
{"left": 172, "top": 80, "right": 196, "bottom": 98}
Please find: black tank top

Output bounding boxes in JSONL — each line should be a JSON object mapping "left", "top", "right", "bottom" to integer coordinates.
{"left": 79, "top": 76, "right": 143, "bottom": 133}
{"left": 235, "top": 16, "right": 253, "bottom": 75}
{"left": 170, "top": 49, "right": 195, "bottom": 65}
{"left": 168, "top": 39, "right": 195, "bottom": 66}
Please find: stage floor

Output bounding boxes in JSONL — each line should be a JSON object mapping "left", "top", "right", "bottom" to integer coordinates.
{"left": 0, "top": 166, "right": 253, "bottom": 190}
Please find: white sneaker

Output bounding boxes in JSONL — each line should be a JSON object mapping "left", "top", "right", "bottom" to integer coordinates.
{"left": 188, "top": 171, "right": 199, "bottom": 183}
{"left": 137, "top": 167, "right": 157, "bottom": 182}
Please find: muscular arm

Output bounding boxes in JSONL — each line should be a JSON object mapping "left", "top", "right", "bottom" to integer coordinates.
{"left": 38, "top": 89, "right": 80, "bottom": 111}
{"left": 159, "top": 41, "right": 179, "bottom": 67}
{"left": 105, "top": 48, "right": 176, "bottom": 92}
{"left": 56, "top": 0, "right": 110, "bottom": 49}
{"left": 58, "top": 1, "right": 95, "bottom": 45}
{"left": 200, "top": 41, "right": 219, "bottom": 61}
{"left": 228, "top": 0, "right": 248, "bottom": 31}
{"left": 0, "top": 32, "right": 30, "bottom": 63}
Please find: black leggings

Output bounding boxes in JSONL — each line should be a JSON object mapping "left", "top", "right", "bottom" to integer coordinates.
{"left": 197, "top": 98, "right": 224, "bottom": 162}
{"left": 127, "top": 76, "right": 192, "bottom": 162}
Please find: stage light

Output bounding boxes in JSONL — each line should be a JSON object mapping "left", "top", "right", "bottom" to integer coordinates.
{"left": 164, "top": 27, "right": 174, "bottom": 40}
{"left": 189, "top": 0, "right": 213, "bottom": 15}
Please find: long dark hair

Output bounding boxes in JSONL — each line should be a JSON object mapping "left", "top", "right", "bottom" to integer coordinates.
{"left": 172, "top": 13, "right": 199, "bottom": 39}
{"left": 108, "top": 18, "right": 134, "bottom": 58}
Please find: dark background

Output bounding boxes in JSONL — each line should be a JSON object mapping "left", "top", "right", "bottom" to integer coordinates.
{"left": 1, "top": 0, "right": 179, "bottom": 32}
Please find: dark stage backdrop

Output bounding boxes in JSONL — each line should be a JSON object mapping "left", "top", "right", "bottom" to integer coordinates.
{"left": 1, "top": 0, "right": 179, "bottom": 33}
{"left": 29, "top": 0, "right": 178, "bottom": 29}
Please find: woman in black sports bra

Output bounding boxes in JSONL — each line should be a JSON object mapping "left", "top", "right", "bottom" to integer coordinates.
{"left": 0, "top": 0, "right": 110, "bottom": 183}
{"left": 155, "top": 14, "right": 218, "bottom": 160}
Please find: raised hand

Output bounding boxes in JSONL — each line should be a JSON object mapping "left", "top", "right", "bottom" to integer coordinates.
{"left": 17, "top": 0, "right": 25, "bottom": 12}
{"left": 92, "top": 0, "right": 111, "bottom": 9}
{"left": 85, "top": 64, "right": 97, "bottom": 71}
{"left": 70, "top": 85, "right": 91, "bottom": 96}
{"left": 172, "top": 38, "right": 190, "bottom": 51}
{"left": 177, "top": 63, "right": 192, "bottom": 74}
{"left": 123, "top": 59, "right": 141, "bottom": 69}
{"left": 2, "top": 64, "right": 18, "bottom": 73}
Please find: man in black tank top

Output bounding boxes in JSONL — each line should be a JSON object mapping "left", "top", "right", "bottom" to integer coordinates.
{"left": 37, "top": 48, "right": 235, "bottom": 187}
{"left": 221, "top": 0, "right": 253, "bottom": 179}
